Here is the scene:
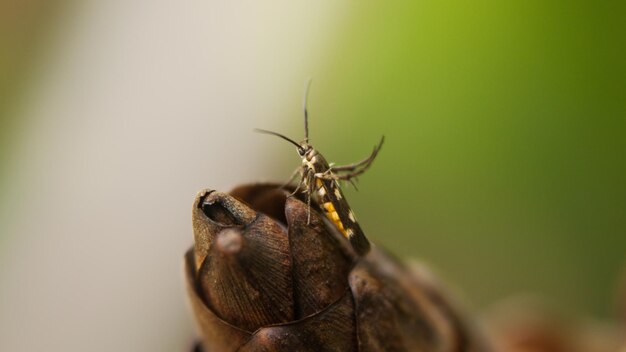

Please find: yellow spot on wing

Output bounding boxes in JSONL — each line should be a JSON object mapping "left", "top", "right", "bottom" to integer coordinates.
{"left": 322, "top": 202, "right": 348, "bottom": 237}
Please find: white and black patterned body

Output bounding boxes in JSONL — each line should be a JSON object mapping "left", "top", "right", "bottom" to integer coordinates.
{"left": 256, "top": 81, "right": 383, "bottom": 256}
{"left": 254, "top": 133, "right": 383, "bottom": 257}
{"left": 300, "top": 148, "right": 373, "bottom": 256}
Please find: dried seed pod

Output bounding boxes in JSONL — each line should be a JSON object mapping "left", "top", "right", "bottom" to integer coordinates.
{"left": 186, "top": 183, "right": 489, "bottom": 351}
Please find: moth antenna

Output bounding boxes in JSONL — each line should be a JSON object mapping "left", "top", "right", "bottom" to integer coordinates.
{"left": 303, "top": 78, "right": 312, "bottom": 142}
{"left": 254, "top": 128, "right": 301, "bottom": 148}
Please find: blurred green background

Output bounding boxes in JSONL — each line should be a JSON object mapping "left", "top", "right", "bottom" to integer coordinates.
{"left": 309, "top": 1, "right": 626, "bottom": 318}
{"left": 1, "top": 0, "right": 624, "bottom": 334}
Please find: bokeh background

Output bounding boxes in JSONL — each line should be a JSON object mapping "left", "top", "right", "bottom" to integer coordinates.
{"left": 1, "top": 1, "right": 625, "bottom": 351}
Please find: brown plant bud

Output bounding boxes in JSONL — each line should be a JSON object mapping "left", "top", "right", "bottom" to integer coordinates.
{"left": 186, "top": 183, "right": 488, "bottom": 351}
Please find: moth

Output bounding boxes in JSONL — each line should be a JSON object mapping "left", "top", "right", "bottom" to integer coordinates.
{"left": 256, "top": 82, "right": 384, "bottom": 256}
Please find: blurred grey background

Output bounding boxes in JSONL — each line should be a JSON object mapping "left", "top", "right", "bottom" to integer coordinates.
{"left": 1, "top": 1, "right": 625, "bottom": 351}
{"left": 0, "top": 1, "right": 347, "bottom": 350}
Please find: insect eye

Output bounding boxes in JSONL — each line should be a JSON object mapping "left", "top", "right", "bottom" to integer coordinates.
{"left": 297, "top": 148, "right": 305, "bottom": 156}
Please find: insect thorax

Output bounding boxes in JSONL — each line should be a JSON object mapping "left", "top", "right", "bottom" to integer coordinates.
{"left": 302, "top": 149, "right": 330, "bottom": 172}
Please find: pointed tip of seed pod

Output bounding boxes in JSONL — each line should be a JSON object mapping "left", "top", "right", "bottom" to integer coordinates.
{"left": 192, "top": 190, "right": 257, "bottom": 270}
{"left": 201, "top": 191, "right": 257, "bottom": 226}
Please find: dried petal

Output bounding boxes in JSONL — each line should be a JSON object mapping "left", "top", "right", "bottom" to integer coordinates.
{"left": 285, "top": 196, "right": 352, "bottom": 317}
{"left": 239, "top": 291, "right": 356, "bottom": 352}
{"left": 197, "top": 214, "right": 294, "bottom": 332}
{"left": 350, "top": 249, "right": 474, "bottom": 352}
{"left": 185, "top": 250, "right": 252, "bottom": 351}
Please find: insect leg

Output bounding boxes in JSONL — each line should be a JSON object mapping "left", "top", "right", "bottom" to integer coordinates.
{"left": 330, "top": 136, "right": 384, "bottom": 172}
{"left": 305, "top": 168, "right": 316, "bottom": 224}
{"left": 317, "top": 162, "right": 375, "bottom": 181}
{"left": 282, "top": 167, "right": 304, "bottom": 195}
{"left": 347, "top": 178, "right": 359, "bottom": 191}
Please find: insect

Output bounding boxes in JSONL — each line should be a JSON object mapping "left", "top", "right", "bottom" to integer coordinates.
{"left": 256, "top": 82, "right": 384, "bottom": 256}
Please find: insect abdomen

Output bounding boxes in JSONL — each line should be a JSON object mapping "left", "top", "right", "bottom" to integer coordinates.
{"left": 316, "top": 179, "right": 371, "bottom": 256}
